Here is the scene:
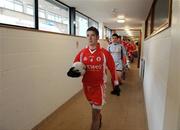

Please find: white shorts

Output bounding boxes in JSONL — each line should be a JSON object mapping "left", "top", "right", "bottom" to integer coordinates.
{"left": 115, "top": 62, "right": 123, "bottom": 71}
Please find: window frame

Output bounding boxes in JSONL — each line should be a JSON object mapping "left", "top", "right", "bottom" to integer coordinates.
{"left": 75, "top": 11, "right": 89, "bottom": 37}
{"left": 145, "top": 0, "right": 172, "bottom": 39}
{"left": 0, "top": 0, "right": 99, "bottom": 37}
{"left": 75, "top": 10, "right": 99, "bottom": 37}
{"left": 104, "top": 26, "right": 112, "bottom": 39}
{"left": 88, "top": 18, "right": 99, "bottom": 29}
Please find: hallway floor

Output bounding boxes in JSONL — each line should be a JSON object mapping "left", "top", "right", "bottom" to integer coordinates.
{"left": 33, "top": 61, "right": 148, "bottom": 130}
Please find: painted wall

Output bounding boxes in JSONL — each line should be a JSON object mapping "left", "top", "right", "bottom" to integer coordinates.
{"left": 163, "top": 0, "right": 180, "bottom": 130}
{"left": 142, "top": 0, "right": 180, "bottom": 130}
{"left": 0, "top": 27, "right": 87, "bottom": 130}
{"left": 143, "top": 28, "right": 171, "bottom": 130}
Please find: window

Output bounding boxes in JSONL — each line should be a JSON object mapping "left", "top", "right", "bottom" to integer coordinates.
{"left": 26, "top": 4, "right": 33, "bottom": 15}
{"left": 107, "top": 28, "right": 111, "bottom": 38}
{"left": 14, "top": 0, "right": 23, "bottom": 12}
{"left": 104, "top": 26, "right": 111, "bottom": 39}
{"left": 145, "top": 10, "right": 153, "bottom": 37}
{"left": 76, "top": 12, "right": 88, "bottom": 37}
{"left": 153, "top": 0, "right": 170, "bottom": 32}
{"left": 145, "top": 0, "right": 172, "bottom": 38}
{"left": 0, "top": 0, "right": 35, "bottom": 27}
{"left": 39, "top": 8, "right": 45, "bottom": 18}
{"left": 4, "top": 0, "right": 14, "bottom": 10}
{"left": 89, "top": 18, "right": 98, "bottom": 29}
{"left": 38, "top": 0, "right": 69, "bottom": 34}
{"left": 0, "top": 0, "right": 100, "bottom": 37}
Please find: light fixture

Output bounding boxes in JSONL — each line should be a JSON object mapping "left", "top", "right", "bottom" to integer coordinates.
{"left": 117, "top": 19, "right": 125, "bottom": 23}
{"left": 117, "top": 15, "right": 125, "bottom": 19}
{"left": 117, "top": 15, "right": 125, "bottom": 23}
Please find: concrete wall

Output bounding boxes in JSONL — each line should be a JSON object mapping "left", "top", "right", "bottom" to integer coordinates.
{"left": 0, "top": 27, "right": 87, "bottom": 130}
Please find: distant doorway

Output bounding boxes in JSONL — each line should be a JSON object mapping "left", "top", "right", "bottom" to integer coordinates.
{"left": 115, "top": 29, "right": 142, "bottom": 68}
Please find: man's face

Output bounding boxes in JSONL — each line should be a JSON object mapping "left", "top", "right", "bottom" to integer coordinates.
{"left": 87, "top": 31, "right": 99, "bottom": 45}
{"left": 112, "top": 36, "right": 118, "bottom": 43}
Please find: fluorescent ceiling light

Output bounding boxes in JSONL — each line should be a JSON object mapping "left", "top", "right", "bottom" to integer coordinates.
{"left": 124, "top": 27, "right": 130, "bottom": 31}
{"left": 117, "top": 15, "right": 125, "bottom": 19}
{"left": 117, "top": 19, "right": 125, "bottom": 23}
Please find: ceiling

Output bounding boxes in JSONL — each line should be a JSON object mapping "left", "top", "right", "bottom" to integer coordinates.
{"left": 59, "top": 0, "right": 153, "bottom": 30}
{"left": 116, "top": 30, "right": 140, "bottom": 36}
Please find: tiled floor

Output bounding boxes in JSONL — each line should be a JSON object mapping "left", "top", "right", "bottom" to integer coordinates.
{"left": 33, "top": 61, "right": 148, "bottom": 130}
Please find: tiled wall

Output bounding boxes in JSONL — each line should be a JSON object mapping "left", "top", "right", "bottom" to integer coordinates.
{"left": 0, "top": 28, "right": 87, "bottom": 130}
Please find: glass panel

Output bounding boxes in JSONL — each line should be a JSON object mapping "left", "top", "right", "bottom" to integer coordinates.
{"left": 0, "top": 0, "right": 35, "bottom": 27}
{"left": 14, "top": 0, "right": 23, "bottom": 12}
{"left": 153, "top": 0, "right": 169, "bottom": 32}
{"left": 76, "top": 12, "right": 88, "bottom": 37}
{"left": 39, "top": 0, "right": 69, "bottom": 34}
{"left": 146, "top": 11, "right": 152, "bottom": 37}
{"left": 89, "top": 18, "right": 98, "bottom": 29}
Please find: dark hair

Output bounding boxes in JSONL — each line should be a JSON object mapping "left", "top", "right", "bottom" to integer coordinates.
{"left": 112, "top": 33, "right": 119, "bottom": 38}
{"left": 87, "top": 26, "right": 99, "bottom": 36}
{"left": 118, "top": 35, "right": 121, "bottom": 39}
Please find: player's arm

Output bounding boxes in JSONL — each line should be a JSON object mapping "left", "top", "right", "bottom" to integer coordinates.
{"left": 73, "top": 49, "right": 83, "bottom": 62}
{"left": 121, "top": 45, "right": 129, "bottom": 66}
{"left": 102, "top": 49, "right": 121, "bottom": 96}
{"left": 67, "top": 50, "right": 84, "bottom": 78}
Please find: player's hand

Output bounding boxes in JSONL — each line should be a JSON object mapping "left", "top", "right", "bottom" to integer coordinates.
{"left": 126, "top": 59, "right": 131, "bottom": 69}
{"left": 111, "top": 85, "right": 121, "bottom": 96}
{"left": 67, "top": 67, "right": 81, "bottom": 78}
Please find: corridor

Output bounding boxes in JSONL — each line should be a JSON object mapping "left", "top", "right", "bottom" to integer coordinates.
{"left": 33, "top": 61, "right": 148, "bottom": 130}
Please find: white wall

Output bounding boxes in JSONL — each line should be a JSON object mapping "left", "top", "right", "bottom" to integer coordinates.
{"left": 142, "top": 0, "right": 180, "bottom": 130}
{"left": 0, "top": 28, "right": 3, "bottom": 128}
{"left": 99, "top": 39, "right": 109, "bottom": 48}
{"left": 163, "top": 0, "right": 180, "bottom": 130}
{"left": 143, "top": 29, "right": 171, "bottom": 130}
{"left": 0, "top": 27, "right": 87, "bottom": 130}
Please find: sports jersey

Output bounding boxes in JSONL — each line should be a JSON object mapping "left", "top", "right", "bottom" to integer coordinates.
{"left": 74, "top": 44, "right": 118, "bottom": 85}
{"left": 73, "top": 44, "right": 118, "bottom": 108}
{"left": 127, "top": 43, "right": 134, "bottom": 53}
{"left": 107, "top": 42, "right": 126, "bottom": 70}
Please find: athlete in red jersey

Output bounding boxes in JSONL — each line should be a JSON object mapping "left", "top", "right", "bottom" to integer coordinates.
{"left": 67, "top": 27, "right": 120, "bottom": 130}
{"left": 74, "top": 44, "right": 118, "bottom": 85}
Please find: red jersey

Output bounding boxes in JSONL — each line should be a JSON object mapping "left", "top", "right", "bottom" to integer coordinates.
{"left": 74, "top": 44, "right": 117, "bottom": 86}
{"left": 121, "top": 41, "right": 128, "bottom": 50}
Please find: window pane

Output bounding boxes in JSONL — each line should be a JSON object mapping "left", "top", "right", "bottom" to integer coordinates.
{"left": 153, "top": 0, "right": 169, "bottom": 32}
{"left": 104, "top": 27, "right": 111, "bottom": 39}
{"left": 4, "top": 0, "right": 14, "bottom": 10}
{"left": 39, "top": 0, "right": 69, "bottom": 34}
{"left": 146, "top": 11, "right": 152, "bottom": 37}
{"left": 0, "top": 0, "right": 35, "bottom": 27}
{"left": 107, "top": 28, "right": 111, "bottom": 38}
{"left": 76, "top": 12, "right": 88, "bottom": 37}
{"left": 14, "top": 0, "right": 23, "bottom": 12}
{"left": 26, "top": 5, "right": 33, "bottom": 15}
{"left": 89, "top": 18, "right": 98, "bottom": 29}
{"left": 39, "top": 8, "right": 45, "bottom": 18}
{"left": 0, "top": 0, "right": 4, "bottom": 7}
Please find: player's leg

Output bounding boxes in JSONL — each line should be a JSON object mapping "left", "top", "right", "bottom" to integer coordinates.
{"left": 83, "top": 84, "right": 104, "bottom": 130}
{"left": 91, "top": 108, "right": 101, "bottom": 130}
{"left": 116, "top": 70, "right": 122, "bottom": 84}
{"left": 116, "top": 62, "right": 123, "bottom": 84}
{"left": 91, "top": 84, "right": 105, "bottom": 130}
